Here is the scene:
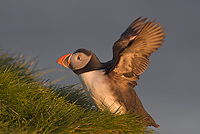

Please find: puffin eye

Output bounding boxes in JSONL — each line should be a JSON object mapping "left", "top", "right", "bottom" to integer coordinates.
{"left": 77, "top": 56, "right": 81, "bottom": 60}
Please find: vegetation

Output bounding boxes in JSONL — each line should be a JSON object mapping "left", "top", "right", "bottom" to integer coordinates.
{"left": 0, "top": 50, "right": 156, "bottom": 133}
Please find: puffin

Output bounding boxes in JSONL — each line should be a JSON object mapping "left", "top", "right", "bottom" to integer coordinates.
{"left": 57, "top": 17, "right": 165, "bottom": 128}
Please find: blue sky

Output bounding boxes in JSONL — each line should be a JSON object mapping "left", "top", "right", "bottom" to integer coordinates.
{"left": 1, "top": 1, "right": 200, "bottom": 133}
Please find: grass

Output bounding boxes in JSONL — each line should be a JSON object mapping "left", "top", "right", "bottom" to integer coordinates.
{"left": 0, "top": 50, "right": 156, "bottom": 134}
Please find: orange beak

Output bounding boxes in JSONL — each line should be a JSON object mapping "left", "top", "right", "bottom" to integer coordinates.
{"left": 57, "top": 53, "right": 72, "bottom": 68}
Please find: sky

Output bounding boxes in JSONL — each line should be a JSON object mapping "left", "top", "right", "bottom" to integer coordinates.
{"left": 1, "top": 1, "right": 200, "bottom": 134}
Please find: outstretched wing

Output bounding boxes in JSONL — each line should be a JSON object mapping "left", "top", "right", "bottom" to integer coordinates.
{"left": 110, "top": 19, "right": 165, "bottom": 87}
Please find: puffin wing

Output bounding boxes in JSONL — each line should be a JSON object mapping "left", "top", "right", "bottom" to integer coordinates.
{"left": 111, "top": 19, "right": 165, "bottom": 86}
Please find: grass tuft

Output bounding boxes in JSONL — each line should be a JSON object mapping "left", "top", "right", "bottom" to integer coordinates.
{"left": 0, "top": 50, "right": 156, "bottom": 133}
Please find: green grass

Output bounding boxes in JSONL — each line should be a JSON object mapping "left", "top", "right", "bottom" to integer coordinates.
{"left": 0, "top": 50, "right": 156, "bottom": 134}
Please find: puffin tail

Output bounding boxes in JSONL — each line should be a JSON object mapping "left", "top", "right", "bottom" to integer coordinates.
{"left": 134, "top": 92, "right": 160, "bottom": 128}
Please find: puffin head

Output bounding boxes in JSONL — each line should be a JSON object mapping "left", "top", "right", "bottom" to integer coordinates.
{"left": 57, "top": 48, "right": 102, "bottom": 74}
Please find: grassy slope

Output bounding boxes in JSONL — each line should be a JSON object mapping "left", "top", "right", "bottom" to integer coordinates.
{"left": 0, "top": 51, "right": 155, "bottom": 134}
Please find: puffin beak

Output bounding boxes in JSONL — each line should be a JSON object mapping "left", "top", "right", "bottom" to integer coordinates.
{"left": 57, "top": 53, "right": 72, "bottom": 68}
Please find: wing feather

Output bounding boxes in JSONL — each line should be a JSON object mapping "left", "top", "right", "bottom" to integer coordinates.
{"left": 112, "top": 17, "right": 148, "bottom": 58}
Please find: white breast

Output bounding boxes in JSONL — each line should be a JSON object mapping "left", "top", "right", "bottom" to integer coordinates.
{"left": 78, "top": 70, "right": 126, "bottom": 114}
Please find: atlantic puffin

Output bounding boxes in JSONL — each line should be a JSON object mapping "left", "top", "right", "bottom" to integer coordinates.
{"left": 57, "top": 17, "right": 165, "bottom": 128}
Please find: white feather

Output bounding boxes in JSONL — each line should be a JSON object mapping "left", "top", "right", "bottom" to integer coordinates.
{"left": 78, "top": 70, "right": 126, "bottom": 113}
